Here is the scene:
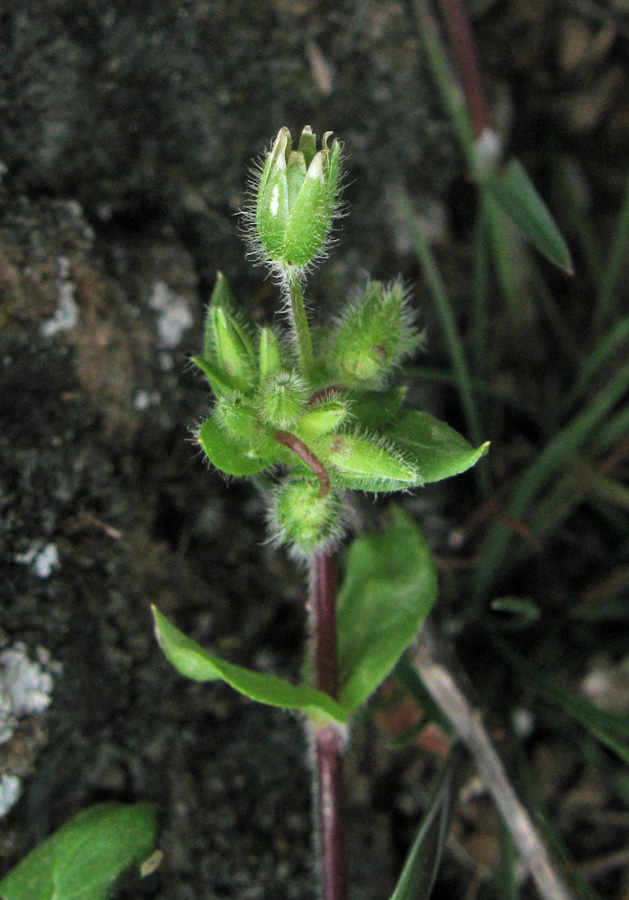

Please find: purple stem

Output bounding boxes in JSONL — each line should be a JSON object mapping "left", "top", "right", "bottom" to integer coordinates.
{"left": 439, "top": 0, "right": 493, "bottom": 138}
{"left": 310, "top": 551, "right": 348, "bottom": 900}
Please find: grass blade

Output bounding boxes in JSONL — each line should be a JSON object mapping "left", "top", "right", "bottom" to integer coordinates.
{"left": 389, "top": 751, "right": 458, "bottom": 900}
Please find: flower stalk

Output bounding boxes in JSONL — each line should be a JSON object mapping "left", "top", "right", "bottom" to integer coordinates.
{"left": 287, "top": 270, "right": 315, "bottom": 378}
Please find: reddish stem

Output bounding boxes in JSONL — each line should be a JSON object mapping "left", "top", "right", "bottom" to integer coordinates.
{"left": 439, "top": 0, "right": 492, "bottom": 137}
{"left": 310, "top": 551, "right": 348, "bottom": 900}
{"left": 274, "top": 430, "right": 331, "bottom": 496}
{"left": 311, "top": 550, "right": 339, "bottom": 698}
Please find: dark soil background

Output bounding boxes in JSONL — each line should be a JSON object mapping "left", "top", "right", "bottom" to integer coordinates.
{"left": 1, "top": 2, "right": 628, "bottom": 899}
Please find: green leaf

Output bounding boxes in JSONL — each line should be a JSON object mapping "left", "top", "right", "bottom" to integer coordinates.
{"left": 389, "top": 751, "right": 457, "bottom": 900}
{"left": 347, "top": 387, "right": 407, "bottom": 429}
{"left": 387, "top": 410, "right": 489, "bottom": 483}
{"left": 0, "top": 802, "right": 159, "bottom": 900}
{"left": 198, "top": 416, "right": 274, "bottom": 476}
{"left": 152, "top": 607, "right": 348, "bottom": 725}
{"left": 484, "top": 159, "right": 573, "bottom": 273}
{"left": 336, "top": 506, "right": 438, "bottom": 711}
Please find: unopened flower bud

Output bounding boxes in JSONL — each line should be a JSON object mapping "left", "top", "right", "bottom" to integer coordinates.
{"left": 317, "top": 430, "right": 421, "bottom": 491}
{"left": 296, "top": 398, "right": 349, "bottom": 439}
{"left": 209, "top": 306, "right": 256, "bottom": 393}
{"left": 272, "top": 478, "right": 343, "bottom": 556}
{"left": 195, "top": 274, "right": 257, "bottom": 395}
{"left": 258, "top": 372, "right": 308, "bottom": 429}
{"left": 254, "top": 126, "right": 341, "bottom": 274}
{"left": 215, "top": 395, "right": 267, "bottom": 448}
{"left": 332, "top": 281, "right": 421, "bottom": 387}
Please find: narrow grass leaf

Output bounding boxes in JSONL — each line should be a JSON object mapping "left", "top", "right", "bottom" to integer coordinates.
{"left": 485, "top": 159, "right": 573, "bottom": 272}
{"left": 516, "top": 747, "right": 604, "bottom": 900}
{"left": 598, "top": 170, "right": 629, "bottom": 327}
{"left": 475, "top": 359, "right": 629, "bottom": 598}
{"left": 489, "top": 596, "right": 541, "bottom": 630}
{"left": 498, "top": 817, "right": 519, "bottom": 900}
{"left": 152, "top": 607, "right": 348, "bottom": 725}
{"left": 495, "top": 636, "right": 629, "bottom": 765}
{"left": 336, "top": 506, "right": 438, "bottom": 712}
{"left": 0, "top": 802, "right": 159, "bottom": 900}
{"left": 389, "top": 753, "right": 456, "bottom": 900}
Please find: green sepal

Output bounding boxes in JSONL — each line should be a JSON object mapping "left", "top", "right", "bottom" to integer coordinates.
{"left": 152, "top": 607, "right": 348, "bottom": 726}
{"left": 258, "top": 327, "right": 284, "bottom": 380}
{"left": 484, "top": 158, "right": 573, "bottom": 273}
{"left": 386, "top": 410, "right": 489, "bottom": 483}
{"left": 0, "top": 802, "right": 159, "bottom": 900}
{"left": 348, "top": 386, "right": 407, "bottom": 429}
{"left": 315, "top": 429, "right": 421, "bottom": 492}
{"left": 336, "top": 505, "right": 438, "bottom": 711}
{"left": 256, "top": 127, "right": 291, "bottom": 262}
{"left": 198, "top": 416, "right": 275, "bottom": 476}
{"left": 283, "top": 137, "right": 340, "bottom": 268}
{"left": 190, "top": 355, "right": 236, "bottom": 397}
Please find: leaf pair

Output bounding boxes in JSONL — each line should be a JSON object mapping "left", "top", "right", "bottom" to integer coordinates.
{"left": 153, "top": 507, "right": 437, "bottom": 723}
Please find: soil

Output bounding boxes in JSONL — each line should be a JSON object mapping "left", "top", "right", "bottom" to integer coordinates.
{"left": 1, "top": 2, "right": 628, "bottom": 899}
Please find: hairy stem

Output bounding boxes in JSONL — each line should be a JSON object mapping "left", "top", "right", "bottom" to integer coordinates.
{"left": 310, "top": 551, "right": 348, "bottom": 900}
{"left": 287, "top": 272, "right": 315, "bottom": 378}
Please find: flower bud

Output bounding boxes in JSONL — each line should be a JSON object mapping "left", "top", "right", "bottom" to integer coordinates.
{"left": 258, "top": 371, "right": 308, "bottom": 429}
{"left": 332, "top": 281, "right": 421, "bottom": 387}
{"left": 254, "top": 126, "right": 341, "bottom": 273}
{"left": 215, "top": 395, "right": 274, "bottom": 459}
{"left": 196, "top": 274, "right": 257, "bottom": 395}
{"left": 208, "top": 306, "right": 256, "bottom": 394}
{"left": 272, "top": 478, "right": 343, "bottom": 556}
{"left": 317, "top": 430, "right": 421, "bottom": 491}
{"left": 296, "top": 398, "right": 350, "bottom": 439}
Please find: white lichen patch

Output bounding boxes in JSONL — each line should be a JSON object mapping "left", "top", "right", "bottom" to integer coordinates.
{"left": 148, "top": 281, "right": 194, "bottom": 349}
{"left": 14, "top": 541, "right": 60, "bottom": 579}
{"left": 0, "top": 775, "right": 22, "bottom": 818}
{"left": 40, "top": 256, "right": 80, "bottom": 338}
{"left": 0, "top": 643, "right": 58, "bottom": 817}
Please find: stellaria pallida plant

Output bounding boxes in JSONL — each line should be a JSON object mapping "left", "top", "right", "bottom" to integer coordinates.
{"left": 152, "top": 126, "right": 488, "bottom": 900}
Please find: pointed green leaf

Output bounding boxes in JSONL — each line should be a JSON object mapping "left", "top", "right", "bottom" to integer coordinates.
{"left": 387, "top": 410, "right": 489, "bottom": 483}
{"left": 389, "top": 755, "right": 456, "bottom": 900}
{"left": 337, "top": 506, "right": 438, "bottom": 711}
{"left": 485, "top": 159, "right": 573, "bottom": 272}
{"left": 152, "top": 607, "right": 348, "bottom": 725}
{"left": 0, "top": 802, "right": 159, "bottom": 900}
{"left": 348, "top": 387, "right": 407, "bottom": 429}
{"left": 198, "top": 416, "right": 274, "bottom": 476}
